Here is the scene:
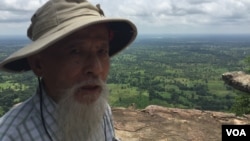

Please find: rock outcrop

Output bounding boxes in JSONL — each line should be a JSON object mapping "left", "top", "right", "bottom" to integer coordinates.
{"left": 222, "top": 71, "right": 250, "bottom": 93}
{"left": 113, "top": 105, "right": 250, "bottom": 141}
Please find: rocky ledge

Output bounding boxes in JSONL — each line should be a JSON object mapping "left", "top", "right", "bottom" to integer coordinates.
{"left": 112, "top": 105, "right": 250, "bottom": 141}
{"left": 222, "top": 71, "right": 250, "bottom": 93}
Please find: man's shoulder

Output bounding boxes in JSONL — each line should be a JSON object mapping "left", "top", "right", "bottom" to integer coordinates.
{"left": 0, "top": 97, "right": 37, "bottom": 133}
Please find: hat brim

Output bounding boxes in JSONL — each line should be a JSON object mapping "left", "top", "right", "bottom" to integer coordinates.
{"left": 0, "top": 16, "right": 137, "bottom": 73}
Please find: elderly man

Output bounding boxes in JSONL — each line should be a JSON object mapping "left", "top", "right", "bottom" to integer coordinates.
{"left": 0, "top": 0, "right": 137, "bottom": 140}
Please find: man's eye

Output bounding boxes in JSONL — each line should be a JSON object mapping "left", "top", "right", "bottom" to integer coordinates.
{"left": 70, "top": 49, "right": 80, "bottom": 54}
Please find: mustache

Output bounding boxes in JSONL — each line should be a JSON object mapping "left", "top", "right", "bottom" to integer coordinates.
{"left": 69, "top": 78, "right": 105, "bottom": 92}
{"left": 76, "top": 78, "right": 104, "bottom": 87}
{"left": 56, "top": 77, "right": 107, "bottom": 103}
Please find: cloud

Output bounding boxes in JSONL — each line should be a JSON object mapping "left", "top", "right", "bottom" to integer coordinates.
{"left": 0, "top": 0, "right": 250, "bottom": 35}
{"left": 0, "top": 0, "right": 47, "bottom": 23}
{"left": 0, "top": 0, "right": 47, "bottom": 11}
{"left": 105, "top": 0, "right": 250, "bottom": 25}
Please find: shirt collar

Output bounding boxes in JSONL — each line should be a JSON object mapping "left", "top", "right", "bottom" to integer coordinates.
{"left": 33, "top": 85, "right": 57, "bottom": 116}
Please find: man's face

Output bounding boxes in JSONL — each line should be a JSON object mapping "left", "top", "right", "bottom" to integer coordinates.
{"left": 30, "top": 24, "right": 110, "bottom": 104}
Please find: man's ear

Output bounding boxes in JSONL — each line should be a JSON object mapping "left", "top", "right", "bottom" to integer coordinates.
{"left": 27, "top": 54, "right": 43, "bottom": 77}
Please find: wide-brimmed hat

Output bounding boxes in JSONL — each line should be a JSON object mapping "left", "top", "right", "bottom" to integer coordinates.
{"left": 0, "top": 0, "right": 137, "bottom": 73}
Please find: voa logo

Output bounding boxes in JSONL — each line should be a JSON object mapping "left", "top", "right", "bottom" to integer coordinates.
{"left": 226, "top": 129, "right": 246, "bottom": 136}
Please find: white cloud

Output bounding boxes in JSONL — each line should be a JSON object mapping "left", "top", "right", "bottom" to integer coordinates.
{"left": 0, "top": 0, "right": 47, "bottom": 23}
{"left": 92, "top": 0, "right": 250, "bottom": 33}
{"left": 0, "top": 0, "right": 46, "bottom": 12}
{"left": 0, "top": 0, "right": 250, "bottom": 35}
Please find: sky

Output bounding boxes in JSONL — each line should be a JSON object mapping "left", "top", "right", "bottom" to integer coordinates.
{"left": 0, "top": 0, "right": 250, "bottom": 36}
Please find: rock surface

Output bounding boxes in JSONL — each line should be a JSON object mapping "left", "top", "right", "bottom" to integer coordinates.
{"left": 113, "top": 105, "right": 250, "bottom": 141}
{"left": 222, "top": 71, "right": 250, "bottom": 93}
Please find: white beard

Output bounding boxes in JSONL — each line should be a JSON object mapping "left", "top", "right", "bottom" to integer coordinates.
{"left": 56, "top": 79, "right": 109, "bottom": 141}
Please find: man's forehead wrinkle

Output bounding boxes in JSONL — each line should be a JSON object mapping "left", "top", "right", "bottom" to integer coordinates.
{"left": 68, "top": 30, "right": 109, "bottom": 41}
{"left": 48, "top": 36, "right": 109, "bottom": 51}
{"left": 50, "top": 41, "right": 106, "bottom": 54}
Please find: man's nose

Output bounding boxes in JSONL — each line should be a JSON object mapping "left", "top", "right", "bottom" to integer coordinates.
{"left": 83, "top": 54, "right": 103, "bottom": 75}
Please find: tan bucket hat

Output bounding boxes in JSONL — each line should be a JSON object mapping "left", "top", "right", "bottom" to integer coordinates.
{"left": 0, "top": 0, "right": 137, "bottom": 73}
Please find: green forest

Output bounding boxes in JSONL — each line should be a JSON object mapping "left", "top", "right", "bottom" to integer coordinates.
{"left": 1, "top": 35, "right": 250, "bottom": 116}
